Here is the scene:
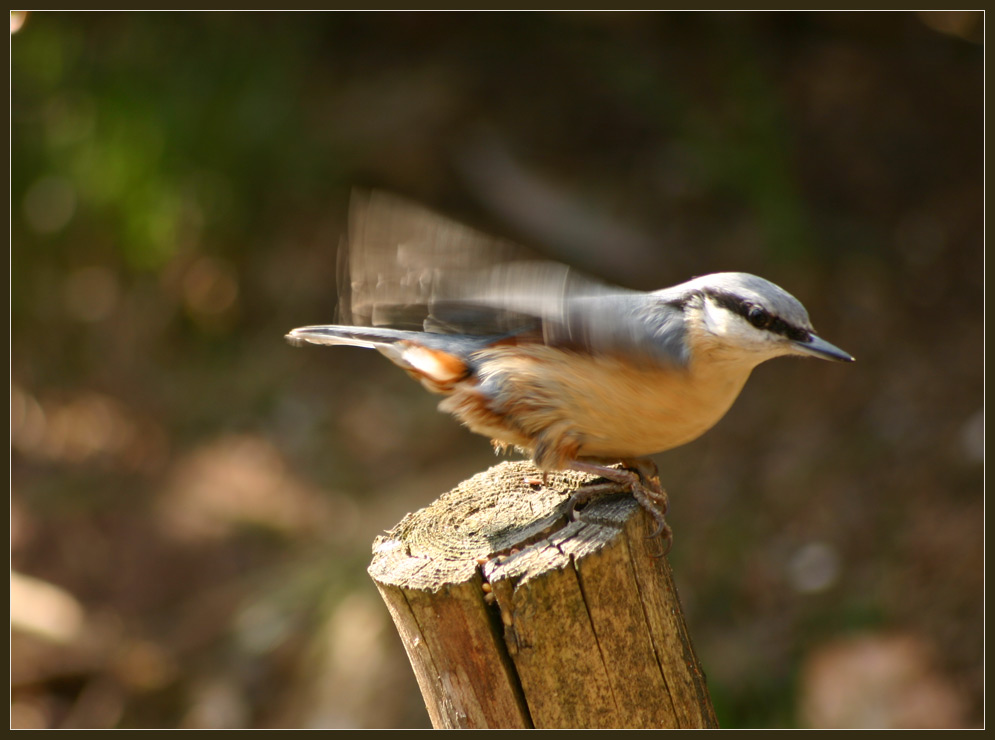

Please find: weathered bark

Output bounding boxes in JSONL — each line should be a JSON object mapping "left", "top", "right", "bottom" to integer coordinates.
{"left": 368, "top": 460, "right": 717, "bottom": 729}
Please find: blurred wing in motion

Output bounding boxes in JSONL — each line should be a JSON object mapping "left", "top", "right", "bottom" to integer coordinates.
{"left": 339, "top": 190, "right": 529, "bottom": 332}
{"left": 339, "top": 190, "right": 687, "bottom": 364}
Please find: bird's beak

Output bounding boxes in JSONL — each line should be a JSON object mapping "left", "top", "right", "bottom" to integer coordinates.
{"left": 792, "top": 334, "right": 855, "bottom": 362}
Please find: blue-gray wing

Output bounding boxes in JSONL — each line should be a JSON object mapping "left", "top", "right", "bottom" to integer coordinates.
{"left": 340, "top": 190, "right": 689, "bottom": 366}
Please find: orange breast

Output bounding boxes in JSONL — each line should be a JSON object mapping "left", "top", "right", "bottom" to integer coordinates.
{"left": 437, "top": 343, "right": 756, "bottom": 469}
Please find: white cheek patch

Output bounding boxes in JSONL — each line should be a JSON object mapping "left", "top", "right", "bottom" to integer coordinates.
{"left": 702, "top": 297, "right": 736, "bottom": 337}
{"left": 702, "top": 297, "right": 770, "bottom": 348}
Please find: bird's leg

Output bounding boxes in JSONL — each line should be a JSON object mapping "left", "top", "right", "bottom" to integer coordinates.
{"left": 565, "top": 459, "right": 672, "bottom": 555}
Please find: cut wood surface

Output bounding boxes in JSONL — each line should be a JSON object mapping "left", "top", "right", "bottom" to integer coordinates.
{"left": 368, "top": 460, "right": 717, "bottom": 729}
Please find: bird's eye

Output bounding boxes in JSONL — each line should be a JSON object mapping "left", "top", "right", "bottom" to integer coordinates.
{"left": 747, "top": 306, "right": 772, "bottom": 329}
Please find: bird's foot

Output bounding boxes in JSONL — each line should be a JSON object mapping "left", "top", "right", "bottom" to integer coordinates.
{"left": 565, "top": 459, "right": 672, "bottom": 556}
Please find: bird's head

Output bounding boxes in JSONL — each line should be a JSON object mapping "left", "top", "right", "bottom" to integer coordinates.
{"left": 667, "top": 272, "right": 854, "bottom": 366}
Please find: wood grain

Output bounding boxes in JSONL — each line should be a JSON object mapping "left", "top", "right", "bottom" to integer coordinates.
{"left": 368, "top": 460, "right": 717, "bottom": 729}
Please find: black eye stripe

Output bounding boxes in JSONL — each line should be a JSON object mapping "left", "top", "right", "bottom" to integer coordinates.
{"left": 703, "top": 289, "right": 810, "bottom": 342}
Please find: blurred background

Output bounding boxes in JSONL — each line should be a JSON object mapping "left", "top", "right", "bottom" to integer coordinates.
{"left": 10, "top": 11, "right": 983, "bottom": 729}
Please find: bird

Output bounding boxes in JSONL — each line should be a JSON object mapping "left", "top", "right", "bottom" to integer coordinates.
{"left": 287, "top": 191, "right": 854, "bottom": 552}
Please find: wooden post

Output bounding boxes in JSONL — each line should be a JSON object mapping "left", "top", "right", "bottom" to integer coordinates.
{"left": 367, "top": 460, "right": 718, "bottom": 729}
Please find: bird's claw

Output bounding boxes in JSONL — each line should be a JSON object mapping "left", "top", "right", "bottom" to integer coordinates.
{"left": 626, "top": 476, "right": 672, "bottom": 557}
{"left": 565, "top": 460, "right": 673, "bottom": 556}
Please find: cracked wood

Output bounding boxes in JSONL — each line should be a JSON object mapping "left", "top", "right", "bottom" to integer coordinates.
{"left": 367, "top": 460, "right": 717, "bottom": 729}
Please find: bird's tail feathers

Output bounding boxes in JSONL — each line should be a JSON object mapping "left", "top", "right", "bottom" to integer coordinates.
{"left": 285, "top": 324, "right": 482, "bottom": 391}
{"left": 285, "top": 325, "right": 419, "bottom": 350}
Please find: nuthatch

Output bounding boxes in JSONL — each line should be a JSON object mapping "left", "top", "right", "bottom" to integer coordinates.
{"left": 287, "top": 192, "right": 854, "bottom": 551}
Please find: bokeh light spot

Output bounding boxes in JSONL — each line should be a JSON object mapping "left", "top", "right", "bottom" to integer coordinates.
{"left": 44, "top": 91, "right": 97, "bottom": 148}
{"left": 23, "top": 175, "right": 77, "bottom": 235}
{"left": 63, "top": 266, "right": 120, "bottom": 323}
{"left": 787, "top": 541, "right": 840, "bottom": 594}
{"left": 181, "top": 255, "right": 239, "bottom": 321}
{"left": 10, "top": 10, "right": 28, "bottom": 34}
{"left": 960, "top": 409, "right": 983, "bottom": 463}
